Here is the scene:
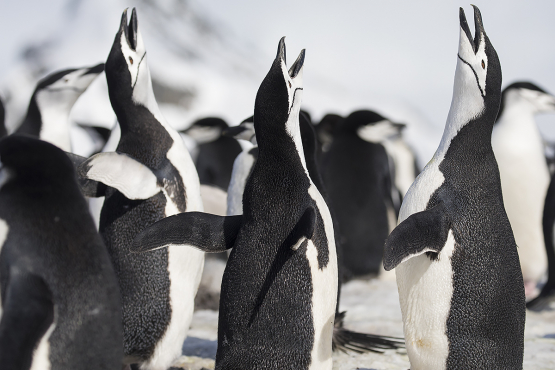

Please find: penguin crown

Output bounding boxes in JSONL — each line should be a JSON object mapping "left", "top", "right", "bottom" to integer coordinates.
{"left": 254, "top": 37, "right": 305, "bottom": 144}
{"left": 34, "top": 64, "right": 105, "bottom": 97}
{"left": 498, "top": 82, "right": 555, "bottom": 118}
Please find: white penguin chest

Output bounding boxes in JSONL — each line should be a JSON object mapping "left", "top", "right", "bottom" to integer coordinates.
{"left": 306, "top": 184, "right": 337, "bottom": 370}
{"left": 395, "top": 158, "right": 452, "bottom": 370}
{"left": 396, "top": 231, "right": 455, "bottom": 370}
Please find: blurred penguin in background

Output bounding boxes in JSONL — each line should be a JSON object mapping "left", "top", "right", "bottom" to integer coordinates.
{"left": 183, "top": 117, "right": 243, "bottom": 191}
{"left": 315, "top": 113, "right": 343, "bottom": 153}
{"left": 183, "top": 117, "right": 243, "bottom": 216}
{"left": 0, "top": 136, "right": 123, "bottom": 369}
{"left": 321, "top": 110, "right": 395, "bottom": 278}
{"left": 15, "top": 64, "right": 105, "bottom": 152}
{"left": 492, "top": 82, "right": 555, "bottom": 297}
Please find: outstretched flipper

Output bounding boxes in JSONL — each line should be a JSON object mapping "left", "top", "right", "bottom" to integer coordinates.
{"left": 68, "top": 151, "right": 161, "bottom": 199}
{"left": 332, "top": 311, "right": 405, "bottom": 353}
{"left": 132, "top": 213, "right": 243, "bottom": 253}
{"left": 527, "top": 173, "right": 555, "bottom": 311}
{"left": 383, "top": 201, "right": 450, "bottom": 271}
{"left": 0, "top": 272, "right": 54, "bottom": 370}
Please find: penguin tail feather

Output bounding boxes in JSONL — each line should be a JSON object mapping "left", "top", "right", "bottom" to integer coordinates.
{"left": 332, "top": 311, "right": 405, "bottom": 354}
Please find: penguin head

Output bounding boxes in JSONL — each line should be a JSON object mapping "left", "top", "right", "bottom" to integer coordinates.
{"left": 336, "top": 109, "right": 404, "bottom": 141}
{"left": 447, "top": 5, "right": 501, "bottom": 131}
{"left": 33, "top": 63, "right": 105, "bottom": 111}
{"left": 223, "top": 116, "right": 256, "bottom": 144}
{"left": 183, "top": 117, "right": 229, "bottom": 144}
{"left": 497, "top": 82, "right": 555, "bottom": 119}
{"left": 254, "top": 37, "right": 305, "bottom": 149}
{"left": 106, "top": 8, "right": 153, "bottom": 113}
{"left": 0, "top": 135, "right": 76, "bottom": 193}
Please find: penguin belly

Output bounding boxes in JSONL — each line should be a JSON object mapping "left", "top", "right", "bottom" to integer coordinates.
{"left": 307, "top": 185, "right": 338, "bottom": 370}
{"left": 396, "top": 232, "right": 456, "bottom": 370}
{"left": 493, "top": 130, "right": 549, "bottom": 288}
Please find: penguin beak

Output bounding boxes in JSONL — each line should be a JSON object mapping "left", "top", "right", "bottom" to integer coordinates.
{"left": 393, "top": 122, "right": 407, "bottom": 131}
{"left": 223, "top": 122, "right": 256, "bottom": 142}
{"left": 459, "top": 5, "right": 485, "bottom": 54}
{"left": 120, "top": 8, "right": 139, "bottom": 51}
{"left": 288, "top": 49, "right": 305, "bottom": 79}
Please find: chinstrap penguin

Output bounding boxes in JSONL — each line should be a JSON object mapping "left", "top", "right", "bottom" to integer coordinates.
{"left": 224, "top": 112, "right": 403, "bottom": 353}
{"left": 133, "top": 37, "right": 340, "bottom": 370}
{"left": 0, "top": 135, "right": 122, "bottom": 370}
{"left": 492, "top": 81, "right": 555, "bottom": 297}
{"left": 71, "top": 9, "right": 204, "bottom": 370}
{"left": 384, "top": 6, "right": 525, "bottom": 369}
{"left": 15, "top": 63, "right": 105, "bottom": 152}
{"left": 321, "top": 109, "right": 395, "bottom": 278}
{"left": 183, "top": 117, "right": 242, "bottom": 191}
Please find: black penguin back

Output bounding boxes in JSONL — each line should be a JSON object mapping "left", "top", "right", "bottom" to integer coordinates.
{"left": 321, "top": 111, "right": 392, "bottom": 277}
{"left": 191, "top": 118, "right": 243, "bottom": 190}
{"left": 0, "top": 136, "right": 122, "bottom": 369}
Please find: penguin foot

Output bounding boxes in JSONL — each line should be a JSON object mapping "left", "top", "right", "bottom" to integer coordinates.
{"left": 332, "top": 311, "right": 405, "bottom": 354}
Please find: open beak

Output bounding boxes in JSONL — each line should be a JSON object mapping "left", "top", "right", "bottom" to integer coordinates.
{"left": 288, "top": 49, "right": 305, "bottom": 79}
{"left": 459, "top": 5, "right": 485, "bottom": 54}
{"left": 275, "top": 37, "right": 305, "bottom": 79}
{"left": 120, "top": 8, "right": 138, "bottom": 51}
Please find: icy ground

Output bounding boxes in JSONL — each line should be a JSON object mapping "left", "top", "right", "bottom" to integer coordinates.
{"left": 173, "top": 261, "right": 555, "bottom": 370}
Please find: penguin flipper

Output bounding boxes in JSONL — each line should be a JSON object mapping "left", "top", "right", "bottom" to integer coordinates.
{"left": 65, "top": 152, "right": 108, "bottom": 197}
{"left": 132, "top": 212, "right": 243, "bottom": 253}
{"left": 79, "top": 152, "right": 160, "bottom": 200}
{"left": 383, "top": 202, "right": 450, "bottom": 270}
{"left": 0, "top": 272, "right": 54, "bottom": 369}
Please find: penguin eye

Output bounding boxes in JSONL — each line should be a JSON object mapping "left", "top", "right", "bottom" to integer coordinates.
{"left": 64, "top": 79, "right": 69, "bottom": 83}
{"left": 288, "top": 81, "right": 291, "bottom": 88}
{"left": 481, "top": 60, "right": 485, "bottom": 69}
{"left": 129, "top": 57, "right": 134, "bottom": 65}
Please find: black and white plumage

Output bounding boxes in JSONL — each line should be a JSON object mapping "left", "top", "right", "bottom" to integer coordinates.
{"left": 133, "top": 38, "right": 339, "bottom": 369}
{"left": 527, "top": 170, "right": 555, "bottom": 311}
{"left": 71, "top": 9, "right": 204, "bottom": 369}
{"left": 321, "top": 110, "right": 395, "bottom": 277}
{"left": 0, "top": 135, "right": 122, "bottom": 370}
{"left": 384, "top": 7, "right": 524, "bottom": 369}
{"left": 15, "top": 63, "right": 105, "bottom": 151}
{"left": 183, "top": 117, "right": 242, "bottom": 191}
{"left": 492, "top": 82, "right": 555, "bottom": 296}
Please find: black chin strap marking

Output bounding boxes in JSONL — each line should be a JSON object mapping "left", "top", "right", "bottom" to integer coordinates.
{"left": 458, "top": 54, "right": 485, "bottom": 98}
{"left": 288, "top": 87, "right": 304, "bottom": 115}
{"left": 132, "top": 51, "right": 147, "bottom": 91}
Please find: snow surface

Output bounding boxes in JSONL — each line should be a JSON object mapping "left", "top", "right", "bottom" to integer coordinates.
{"left": 180, "top": 276, "right": 555, "bottom": 370}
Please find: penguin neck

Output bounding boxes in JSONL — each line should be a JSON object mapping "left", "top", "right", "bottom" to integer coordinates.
{"left": 115, "top": 81, "right": 177, "bottom": 140}
{"left": 34, "top": 91, "right": 74, "bottom": 152}
{"left": 257, "top": 121, "right": 308, "bottom": 175}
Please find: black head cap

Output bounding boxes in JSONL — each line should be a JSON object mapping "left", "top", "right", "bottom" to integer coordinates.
{"left": 337, "top": 110, "right": 387, "bottom": 133}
